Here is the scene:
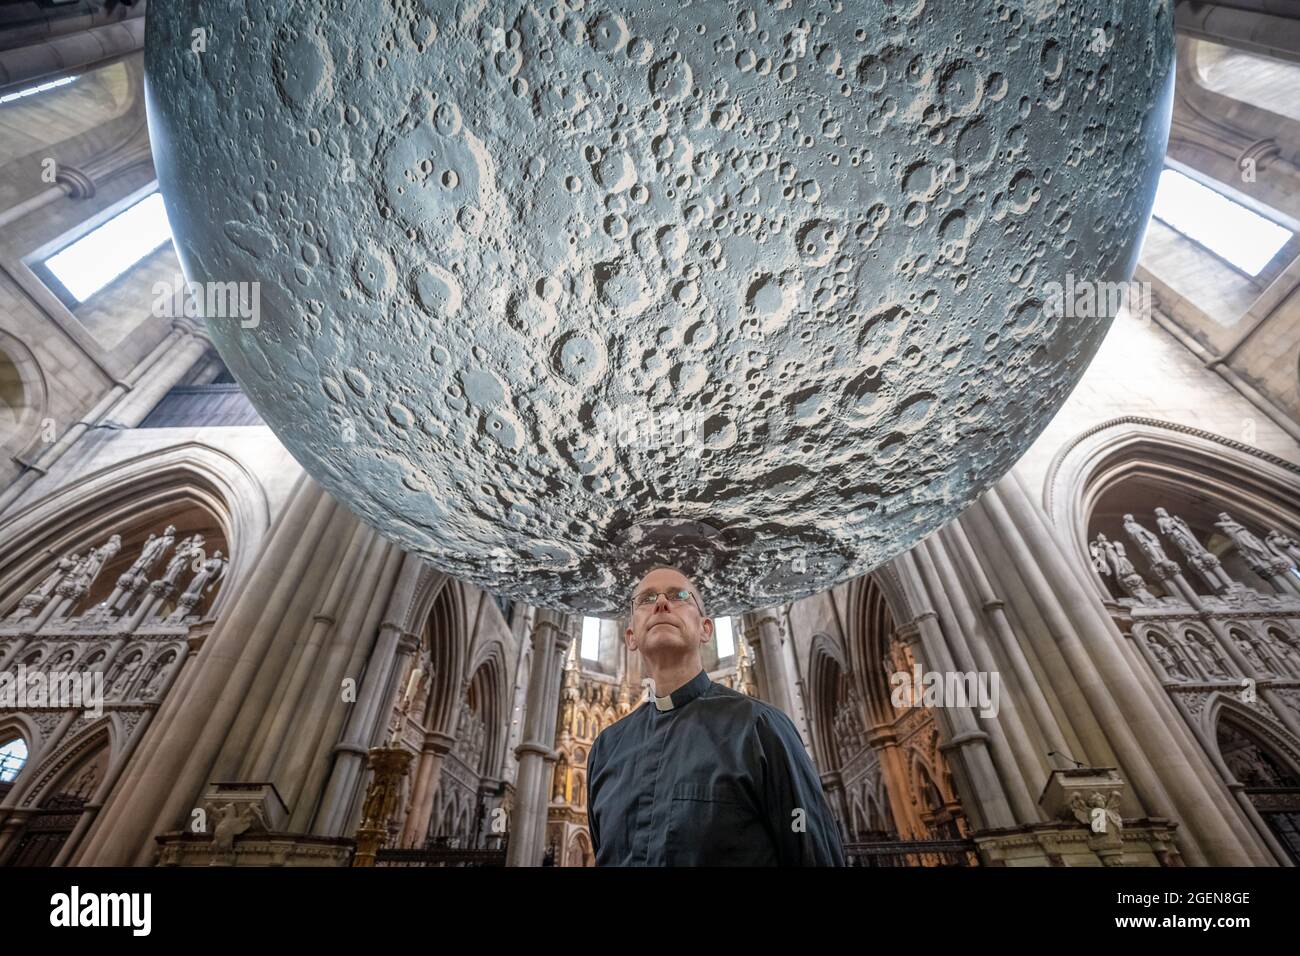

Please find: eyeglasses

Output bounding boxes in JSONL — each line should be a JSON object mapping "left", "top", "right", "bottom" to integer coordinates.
{"left": 632, "top": 588, "right": 700, "bottom": 611}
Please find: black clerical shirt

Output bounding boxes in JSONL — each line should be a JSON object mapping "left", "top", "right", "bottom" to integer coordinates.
{"left": 586, "top": 668, "right": 846, "bottom": 866}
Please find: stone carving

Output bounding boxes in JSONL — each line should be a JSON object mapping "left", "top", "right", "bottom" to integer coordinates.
{"left": 112, "top": 525, "right": 177, "bottom": 611}
{"left": 166, "top": 550, "right": 227, "bottom": 622}
{"left": 1145, "top": 633, "right": 1190, "bottom": 681}
{"left": 1092, "top": 533, "right": 1157, "bottom": 603}
{"left": 1265, "top": 529, "right": 1300, "bottom": 568}
{"left": 1182, "top": 632, "right": 1231, "bottom": 680}
{"left": 209, "top": 801, "right": 267, "bottom": 862}
{"left": 54, "top": 535, "right": 121, "bottom": 613}
{"left": 5, "top": 551, "right": 80, "bottom": 621}
{"left": 1216, "top": 512, "right": 1290, "bottom": 577}
{"left": 1122, "top": 515, "right": 1180, "bottom": 581}
{"left": 1154, "top": 507, "right": 1234, "bottom": 594}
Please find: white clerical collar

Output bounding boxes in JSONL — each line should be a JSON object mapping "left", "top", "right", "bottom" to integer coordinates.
{"left": 649, "top": 669, "right": 710, "bottom": 712}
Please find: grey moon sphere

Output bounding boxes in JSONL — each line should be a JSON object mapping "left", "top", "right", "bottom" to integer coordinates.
{"left": 144, "top": 1, "right": 1173, "bottom": 615}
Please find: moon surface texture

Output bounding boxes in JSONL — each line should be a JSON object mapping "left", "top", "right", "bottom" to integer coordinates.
{"left": 144, "top": 1, "right": 1174, "bottom": 614}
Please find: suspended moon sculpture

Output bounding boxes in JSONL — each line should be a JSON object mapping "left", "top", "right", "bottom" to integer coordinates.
{"left": 144, "top": 0, "right": 1174, "bottom": 614}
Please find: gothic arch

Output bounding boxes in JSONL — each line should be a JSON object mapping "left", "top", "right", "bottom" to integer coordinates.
{"left": 0, "top": 714, "right": 44, "bottom": 775}
{"left": 0, "top": 330, "right": 48, "bottom": 466}
{"left": 421, "top": 580, "right": 469, "bottom": 739}
{"left": 808, "top": 634, "right": 849, "bottom": 771}
{"left": 842, "top": 573, "right": 910, "bottom": 727}
{"left": 1205, "top": 695, "right": 1300, "bottom": 781}
{"left": 15, "top": 717, "right": 118, "bottom": 811}
{"left": 1042, "top": 417, "right": 1300, "bottom": 599}
{"left": 464, "top": 617, "right": 511, "bottom": 779}
{"left": 0, "top": 442, "right": 272, "bottom": 621}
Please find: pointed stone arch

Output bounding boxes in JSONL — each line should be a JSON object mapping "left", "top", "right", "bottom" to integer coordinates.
{"left": 1041, "top": 417, "right": 1300, "bottom": 597}
{"left": 0, "top": 442, "right": 271, "bottom": 621}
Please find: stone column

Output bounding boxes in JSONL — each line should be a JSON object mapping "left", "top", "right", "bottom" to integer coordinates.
{"left": 743, "top": 611, "right": 794, "bottom": 717}
{"left": 399, "top": 730, "right": 457, "bottom": 847}
{"left": 506, "top": 609, "right": 572, "bottom": 867}
{"left": 314, "top": 619, "right": 419, "bottom": 837}
{"left": 895, "top": 551, "right": 1017, "bottom": 832}
{"left": 923, "top": 529, "right": 1043, "bottom": 824}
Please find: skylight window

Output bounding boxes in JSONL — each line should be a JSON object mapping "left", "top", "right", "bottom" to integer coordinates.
{"left": 1150, "top": 168, "right": 1292, "bottom": 277}
{"left": 714, "top": 616, "right": 735, "bottom": 658}
{"left": 0, "top": 738, "right": 28, "bottom": 783}
{"left": 44, "top": 190, "right": 173, "bottom": 302}
{"left": 581, "top": 616, "right": 601, "bottom": 661}
{"left": 0, "top": 75, "right": 77, "bottom": 105}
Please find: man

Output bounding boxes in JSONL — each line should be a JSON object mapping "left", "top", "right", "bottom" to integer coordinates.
{"left": 586, "top": 565, "right": 845, "bottom": 866}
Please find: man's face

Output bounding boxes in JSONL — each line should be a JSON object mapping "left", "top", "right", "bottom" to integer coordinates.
{"left": 626, "top": 567, "right": 713, "bottom": 658}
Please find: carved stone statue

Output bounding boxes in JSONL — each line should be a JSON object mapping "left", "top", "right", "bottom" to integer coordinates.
{"left": 108, "top": 654, "right": 142, "bottom": 698}
{"left": 1265, "top": 529, "right": 1300, "bottom": 568}
{"left": 127, "top": 526, "right": 176, "bottom": 580}
{"left": 6, "top": 551, "right": 80, "bottom": 620}
{"left": 1154, "top": 507, "right": 1203, "bottom": 556}
{"left": 1184, "top": 633, "right": 1230, "bottom": 680}
{"left": 158, "top": 534, "right": 206, "bottom": 592}
{"left": 114, "top": 525, "right": 177, "bottom": 609}
{"left": 1216, "top": 512, "right": 1288, "bottom": 575}
{"left": 209, "top": 801, "right": 266, "bottom": 860}
{"left": 1233, "top": 634, "right": 1269, "bottom": 675}
{"left": 166, "top": 550, "right": 226, "bottom": 621}
{"left": 55, "top": 535, "right": 122, "bottom": 610}
{"left": 1122, "top": 514, "right": 1179, "bottom": 580}
{"left": 1146, "top": 634, "right": 1189, "bottom": 681}
{"left": 1092, "top": 533, "right": 1157, "bottom": 603}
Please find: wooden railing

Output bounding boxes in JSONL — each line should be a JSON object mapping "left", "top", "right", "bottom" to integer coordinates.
{"left": 843, "top": 837, "right": 978, "bottom": 867}
{"left": 373, "top": 846, "right": 507, "bottom": 867}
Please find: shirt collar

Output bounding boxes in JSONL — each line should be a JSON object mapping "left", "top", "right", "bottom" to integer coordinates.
{"left": 649, "top": 668, "right": 711, "bottom": 712}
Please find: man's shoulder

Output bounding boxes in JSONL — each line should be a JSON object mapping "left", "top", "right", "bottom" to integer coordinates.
{"left": 703, "top": 683, "right": 798, "bottom": 732}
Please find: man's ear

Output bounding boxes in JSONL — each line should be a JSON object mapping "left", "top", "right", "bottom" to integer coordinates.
{"left": 624, "top": 623, "right": 636, "bottom": 652}
{"left": 700, "top": 617, "right": 714, "bottom": 645}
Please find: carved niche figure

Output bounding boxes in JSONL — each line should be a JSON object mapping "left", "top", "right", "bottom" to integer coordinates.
{"left": 1146, "top": 634, "right": 1189, "bottom": 681}
{"left": 1183, "top": 632, "right": 1231, "bottom": 680}
{"left": 115, "top": 525, "right": 177, "bottom": 606}
{"left": 1265, "top": 529, "right": 1300, "bottom": 568}
{"left": 108, "top": 654, "right": 143, "bottom": 699}
{"left": 156, "top": 535, "right": 206, "bottom": 593}
{"left": 1154, "top": 506, "right": 1238, "bottom": 594}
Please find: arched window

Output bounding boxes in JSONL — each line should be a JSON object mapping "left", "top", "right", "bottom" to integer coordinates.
{"left": 0, "top": 737, "right": 28, "bottom": 783}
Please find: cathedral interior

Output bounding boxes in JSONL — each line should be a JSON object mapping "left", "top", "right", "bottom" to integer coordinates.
{"left": 1, "top": 0, "right": 1299, "bottom": 872}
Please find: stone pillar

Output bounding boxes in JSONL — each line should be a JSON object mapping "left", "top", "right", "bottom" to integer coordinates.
{"left": 399, "top": 730, "right": 456, "bottom": 847}
{"left": 923, "top": 529, "right": 1044, "bottom": 825}
{"left": 506, "top": 609, "right": 572, "bottom": 867}
{"left": 314, "top": 619, "right": 420, "bottom": 837}
{"left": 743, "top": 611, "right": 794, "bottom": 716}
